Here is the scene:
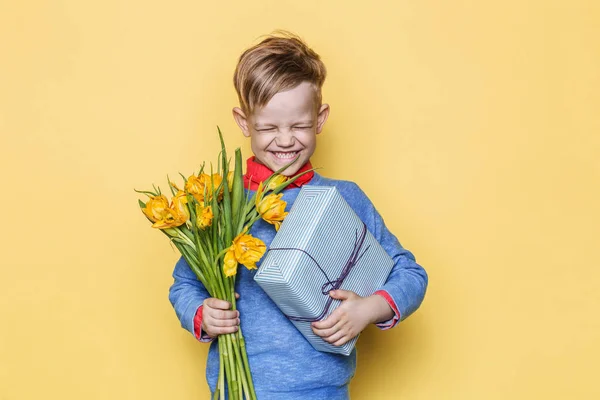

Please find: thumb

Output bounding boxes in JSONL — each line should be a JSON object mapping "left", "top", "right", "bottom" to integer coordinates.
{"left": 329, "top": 289, "right": 353, "bottom": 300}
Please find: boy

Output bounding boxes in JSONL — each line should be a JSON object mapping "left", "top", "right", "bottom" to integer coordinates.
{"left": 169, "top": 32, "right": 428, "bottom": 400}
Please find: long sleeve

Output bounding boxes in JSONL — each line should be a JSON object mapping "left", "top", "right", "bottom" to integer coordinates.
{"left": 336, "top": 180, "right": 429, "bottom": 329}
{"left": 168, "top": 256, "right": 212, "bottom": 337}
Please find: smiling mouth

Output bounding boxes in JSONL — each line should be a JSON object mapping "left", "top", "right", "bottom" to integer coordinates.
{"left": 271, "top": 151, "right": 299, "bottom": 160}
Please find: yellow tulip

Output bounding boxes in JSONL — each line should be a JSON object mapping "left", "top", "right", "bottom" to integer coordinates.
{"left": 142, "top": 195, "right": 187, "bottom": 229}
{"left": 255, "top": 181, "right": 265, "bottom": 204}
{"left": 267, "top": 175, "right": 287, "bottom": 191}
{"left": 185, "top": 174, "right": 204, "bottom": 202}
{"left": 172, "top": 191, "right": 190, "bottom": 221}
{"left": 223, "top": 248, "right": 238, "bottom": 277}
{"left": 231, "top": 233, "right": 266, "bottom": 270}
{"left": 152, "top": 209, "right": 187, "bottom": 229}
{"left": 185, "top": 173, "right": 223, "bottom": 203}
{"left": 256, "top": 193, "right": 288, "bottom": 231}
{"left": 142, "top": 195, "right": 170, "bottom": 222}
{"left": 195, "top": 204, "right": 213, "bottom": 229}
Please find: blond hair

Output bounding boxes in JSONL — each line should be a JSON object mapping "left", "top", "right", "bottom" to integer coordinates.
{"left": 233, "top": 31, "right": 327, "bottom": 114}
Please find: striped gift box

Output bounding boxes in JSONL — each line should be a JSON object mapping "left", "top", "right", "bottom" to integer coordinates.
{"left": 254, "top": 186, "right": 394, "bottom": 356}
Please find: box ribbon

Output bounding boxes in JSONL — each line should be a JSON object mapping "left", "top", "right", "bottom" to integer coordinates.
{"left": 266, "top": 223, "right": 371, "bottom": 322}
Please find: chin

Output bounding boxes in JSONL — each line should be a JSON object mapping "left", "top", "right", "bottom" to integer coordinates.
{"left": 269, "top": 162, "right": 300, "bottom": 176}
{"left": 279, "top": 168, "right": 300, "bottom": 177}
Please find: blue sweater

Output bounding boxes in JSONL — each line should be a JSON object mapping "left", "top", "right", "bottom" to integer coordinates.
{"left": 169, "top": 173, "right": 428, "bottom": 399}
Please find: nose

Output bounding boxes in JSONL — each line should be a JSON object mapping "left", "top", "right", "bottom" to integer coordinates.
{"left": 275, "top": 129, "right": 295, "bottom": 148}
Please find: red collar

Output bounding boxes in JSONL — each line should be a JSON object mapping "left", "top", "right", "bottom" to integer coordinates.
{"left": 243, "top": 156, "right": 314, "bottom": 190}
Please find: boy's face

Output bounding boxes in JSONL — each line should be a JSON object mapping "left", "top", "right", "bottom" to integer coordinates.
{"left": 233, "top": 81, "right": 330, "bottom": 176}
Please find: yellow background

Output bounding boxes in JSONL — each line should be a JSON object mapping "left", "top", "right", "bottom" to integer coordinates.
{"left": 1, "top": 1, "right": 598, "bottom": 399}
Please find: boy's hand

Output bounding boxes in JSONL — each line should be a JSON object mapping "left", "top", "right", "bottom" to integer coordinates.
{"left": 201, "top": 293, "right": 240, "bottom": 338}
{"left": 311, "top": 290, "right": 393, "bottom": 347}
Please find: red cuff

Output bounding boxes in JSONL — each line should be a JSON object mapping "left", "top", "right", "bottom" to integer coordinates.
{"left": 193, "top": 305, "right": 213, "bottom": 342}
{"left": 374, "top": 290, "right": 401, "bottom": 330}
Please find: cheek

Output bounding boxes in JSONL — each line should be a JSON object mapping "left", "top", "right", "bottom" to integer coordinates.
{"left": 250, "top": 133, "right": 274, "bottom": 151}
{"left": 297, "top": 132, "right": 317, "bottom": 148}
{"left": 249, "top": 137, "right": 264, "bottom": 153}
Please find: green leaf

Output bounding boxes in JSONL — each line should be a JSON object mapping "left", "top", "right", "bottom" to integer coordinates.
{"left": 231, "top": 148, "right": 244, "bottom": 234}
{"left": 197, "top": 161, "right": 206, "bottom": 176}
{"left": 134, "top": 188, "right": 158, "bottom": 197}
{"left": 167, "top": 175, "right": 177, "bottom": 196}
{"left": 261, "top": 157, "right": 300, "bottom": 190}
{"left": 179, "top": 172, "right": 187, "bottom": 185}
{"left": 187, "top": 193, "right": 198, "bottom": 224}
{"left": 218, "top": 127, "right": 233, "bottom": 245}
{"left": 138, "top": 199, "right": 146, "bottom": 209}
{"left": 272, "top": 168, "right": 318, "bottom": 194}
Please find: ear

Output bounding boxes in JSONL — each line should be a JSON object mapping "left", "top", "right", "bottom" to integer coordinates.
{"left": 232, "top": 107, "right": 251, "bottom": 137}
{"left": 316, "top": 103, "right": 330, "bottom": 134}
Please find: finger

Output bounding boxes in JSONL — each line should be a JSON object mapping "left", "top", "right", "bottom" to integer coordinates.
{"left": 332, "top": 334, "right": 351, "bottom": 347}
{"left": 204, "top": 298, "right": 232, "bottom": 310}
{"left": 312, "top": 309, "right": 344, "bottom": 330}
{"left": 205, "top": 315, "right": 240, "bottom": 327}
{"left": 206, "top": 325, "right": 239, "bottom": 337}
{"left": 322, "top": 328, "right": 347, "bottom": 344}
{"left": 235, "top": 292, "right": 240, "bottom": 299}
{"left": 313, "top": 318, "right": 346, "bottom": 338}
{"left": 328, "top": 289, "right": 355, "bottom": 301}
{"left": 206, "top": 308, "right": 239, "bottom": 320}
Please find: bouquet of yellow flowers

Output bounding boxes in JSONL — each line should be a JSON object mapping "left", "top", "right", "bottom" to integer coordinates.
{"left": 136, "top": 129, "right": 307, "bottom": 400}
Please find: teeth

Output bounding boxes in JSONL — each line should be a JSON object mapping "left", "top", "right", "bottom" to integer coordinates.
{"left": 274, "top": 152, "right": 297, "bottom": 159}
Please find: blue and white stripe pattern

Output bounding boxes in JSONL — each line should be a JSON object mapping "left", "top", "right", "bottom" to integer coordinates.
{"left": 254, "top": 186, "right": 394, "bottom": 356}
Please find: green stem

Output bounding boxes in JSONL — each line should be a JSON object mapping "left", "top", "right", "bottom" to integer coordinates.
{"left": 212, "top": 261, "right": 228, "bottom": 303}
{"left": 202, "top": 230, "right": 215, "bottom": 261}
{"left": 224, "top": 334, "right": 240, "bottom": 400}
{"left": 227, "top": 278, "right": 247, "bottom": 399}
{"left": 170, "top": 241, "right": 210, "bottom": 290}
{"left": 176, "top": 241, "right": 200, "bottom": 266}
{"left": 192, "top": 233, "right": 226, "bottom": 300}
{"left": 227, "top": 277, "right": 256, "bottom": 400}
{"left": 220, "top": 337, "right": 235, "bottom": 400}
{"left": 236, "top": 349, "right": 243, "bottom": 400}
{"left": 218, "top": 339, "right": 226, "bottom": 400}
{"left": 231, "top": 332, "right": 250, "bottom": 399}
{"left": 176, "top": 229, "right": 197, "bottom": 249}
{"left": 237, "top": 327, "right": 256, "bottom": 400}
{"left": 179, "top": 224, "right": 195, "bottom": 242}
